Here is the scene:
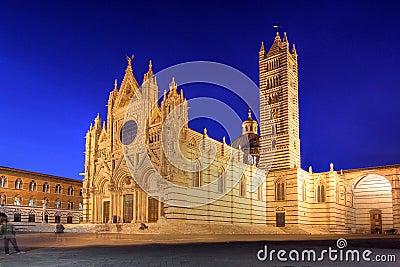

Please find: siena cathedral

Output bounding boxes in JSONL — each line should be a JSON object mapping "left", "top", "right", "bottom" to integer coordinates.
{"left": 82, "top": 32, "right": 400, "bottom": 234}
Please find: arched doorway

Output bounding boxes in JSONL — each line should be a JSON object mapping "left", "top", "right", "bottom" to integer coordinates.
{"left": 352, "top": 174, "right": 393, "bottom": 233}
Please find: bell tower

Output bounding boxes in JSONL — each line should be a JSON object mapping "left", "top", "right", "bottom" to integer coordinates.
{"left": 259, "top": 32, "right": 300, "bottom": 171}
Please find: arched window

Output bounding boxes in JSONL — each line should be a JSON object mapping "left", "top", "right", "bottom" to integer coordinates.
{"left": 0, "top": 195, "right": 6, "bottom": 205}
{"left": 79, "top": 188, "right": 83, "bottom": 196}
{"left": 0, "top": 176, "right": 6, "bottom": 188}
{"left": 67, "top": 186, "right": 74, "bottom": 196}
{"left": 14, "top": 213, "right": 21, "bottom": 222}
{"left": 15, "top": 179, "right": 22, "bottom": 189}
{"left": 192, "top": 162, "right": 201, "bottom": 187}
{"left": 79, "top": 203, "right": 83, "bottom": 210}
{"left": 217, "top": 169, "right": 225, "bottom": 193}
{"left": 275, "top": 180, "right": 285, "bottom": 201}
{"left": 55, "top": 184, "right": 61, "bottom": 194}
{"left": 257, "top": 180, "right": 263, "bottom": 201}
{"left": 272, "top": 140, "right": 276, "bottom": 149}
{"left": 29, "top": 197, "right": 37, "bottom": 206}
{"left": 29, "top": 180, "right": 36, "bottom": 191}
{"left": 42, "top": 198, "right": 49, "bottom": 208}
{"left": 239, "top": 176, "right": 246, "bottom": 197}
{"left": 14, "top": 196, "right": 22, "bottom": 205}
{"left": 302, "top": 180, "right": 307, "bottom": 202}
{"left": 28, "top": 212, "right": 35, "bottom": 222}
{"left": 43, "top": 182, "right": 49, "bottom": 193}
{"left": 55, "top": 199, "right": 61, "bottom": 209}
{"left": 316, "top": 183, "right": 326, "bottom": 203}
{"left": 67, "top": 201, "right": 73, "bottom": 210}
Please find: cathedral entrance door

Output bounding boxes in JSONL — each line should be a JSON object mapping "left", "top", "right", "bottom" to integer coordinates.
{"left": 370, "top": 209, "right": 382, "bottom": 234}
{"left": 148, "top": 197, "right": 159, "bottom": 223}
{"left": 103, "top": 201, "right": 110, "bottom": 223}
{"left": 123, "top": 194, "right": 134, "bottom": 223}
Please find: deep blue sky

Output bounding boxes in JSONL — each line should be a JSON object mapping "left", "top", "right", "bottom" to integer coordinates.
{"left": 0, "top": 1, "right": 399, "bottom": 180}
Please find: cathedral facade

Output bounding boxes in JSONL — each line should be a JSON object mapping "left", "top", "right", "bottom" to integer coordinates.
{"left": 82, "top": 33, "right": 400, "bottom": 234}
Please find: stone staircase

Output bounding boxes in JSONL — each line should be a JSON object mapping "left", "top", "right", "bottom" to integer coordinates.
{"left": 14, "top": 221, "right": 338, "bottom": 235}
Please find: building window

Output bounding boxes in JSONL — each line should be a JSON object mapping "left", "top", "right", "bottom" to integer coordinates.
{"left": 67, "top": 201, "right": 73, "bottom": 210}
{"left": 28, "top": 198, "right": 36, "bottom": 207}
{"left": 55, "top": 184, "right": 62, "bottom": 194}
{"left": 15, "top": 179, "right": 22, "bottom": 189}
{"left": 42, "top": 199, "right": 49, "bottom": 208}
{"left": 0, "top": 176, "right": 6, "bottom": 188}
{"left": 43, "top": 182, "right": 49, "bottom": 193}
{"left": 217, "top": 169, "right": 225, "bottom": 193}
{"left": 67, "top": 215, "right": 73, "bottom": 224}
{"left": 67, "top": 186, "right": 74, "bottom": 196}
{"left": 55, "top": 200, "right": 61, "bottom": 209}
{"left": 302, "top": 180, "right": 307, "bottom": 202}
{"left": 79, "top": 188, "right": 83, "bottom": 196}
{"left": 258, "top": 180, "right": 263, "bottom": 201}
{"left": 272, "top": 140, "right": 276, "bottom": 149}
{"left": 275, "top": 180, "right": 285, "bottom": 201}
{"left": 14, "top": 213, "right": 21, "bottom": 222}
{"left": 55, "top": 215, "right": 61, "bottom": 223}
{"left": 14, "top": 196, "right": 22, "bottom": 206}
{"left": 28, "top": 214, "right": 35, "bottom": 222}
{"left": 316, "top": 183, "right": 326, "bottom": 203}
{"left": 29, "top": 180, "right": 36, "bottom": 191}
{"left": 79, "top": 203, "right": 83, "bottom": 210}
{"left": 239, "top": 176, "right": 246, "bottom": 197}
{"left": 192, "top": 162, "right": 201, "bottom": 187}
{"left": 0, "top": 195, "right": 6, "bottom": 205}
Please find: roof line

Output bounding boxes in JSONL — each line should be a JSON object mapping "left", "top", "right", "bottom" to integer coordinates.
{"left": 0, "top": 165, "right": 82, "bottom": 183}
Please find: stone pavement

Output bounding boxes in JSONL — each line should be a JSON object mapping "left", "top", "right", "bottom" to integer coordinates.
{"left": 0, "top": 233, "right": 398, "bottom": 266}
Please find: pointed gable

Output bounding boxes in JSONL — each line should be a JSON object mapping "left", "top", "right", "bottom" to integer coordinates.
{"left": 115, "top": 55, "right": 141, "bottom": 109}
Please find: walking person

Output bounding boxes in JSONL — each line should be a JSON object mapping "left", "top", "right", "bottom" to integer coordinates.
{"left": 1, "top": 217, "right": 22, "bottom": 255}
{"left": 54, "top": 223, "right": 65, "bottom": 246}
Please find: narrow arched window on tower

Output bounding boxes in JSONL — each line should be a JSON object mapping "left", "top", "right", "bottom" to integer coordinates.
{"left": 239, "top": 176, "right": 246, "bottom": 197}
{"left": 316, "top": 183, "right": 326, "bottom": 203}
{"left": 302, "top": 180, "right": 307, "bottom": 202}
{"left": 275, "top": 180, "right": 285, "bottom": 201}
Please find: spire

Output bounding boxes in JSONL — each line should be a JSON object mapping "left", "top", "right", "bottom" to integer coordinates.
{"left": 292, "top": 44, "right": 297, "bottom": 55}
{"left": 260, "top": 41, "right": 265, "bottom": 52}
{"left": 143, "top": 60, "right": 154, "bottom": 82}
{"left": 94, "top": 113, "right": 101, "bottom": 129}
{"left": 274, "top": 31, "right": 281, "bottom": 42}
{"left": 124, "top": 54, "right": 134, "bottom": 77}
{"left": 283, "top": 32, "right": 288, "bottom": 43}
{"left": 248, "top": 108, "right": 252, "bottom": 119}
{"left": 113, "top": 79, "right": 118, "bottom": 92}
{"left": 203, "top": 128, "right": 208, "bottom": 137}
{"left": 169, "top": 77, "right": 178, "bottom": 94}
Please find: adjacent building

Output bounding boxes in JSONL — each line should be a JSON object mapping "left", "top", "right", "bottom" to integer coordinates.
{"left": 0, "top": 166, "right": 83, "bottom": 224}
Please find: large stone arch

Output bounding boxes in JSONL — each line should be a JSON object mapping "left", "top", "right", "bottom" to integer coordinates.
{"left": 113, "top": 168, "right": 132, "bottom": 190}
{"left": 351, "top": 174, "right": 393, "bottom": 233}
